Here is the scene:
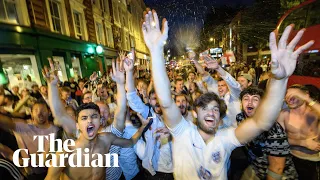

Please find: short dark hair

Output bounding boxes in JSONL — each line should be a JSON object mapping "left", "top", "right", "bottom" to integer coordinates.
{"left": 188, "top": 71, "right": 195, "bottom": 76}
{"left": 76, "top": 103, "right": 100, "bottom": 122}
{"left": 61, "top": 86, "right": 71, "bottom": 93}
{"left": 240, "top": 86, "right": 265, "bottom": 100}
{"left": 288, "top": 84, "right": 309, "bottom": 93}
{"left": 175, "top": 78, "right": 184, "bottom": 84}
{"left": 32, "top": 100, "right": 50, "bottom": 111}
{"left": 304, "top": 84, "right": 320, "bottom": 101}
{"left": 193, "top": 92, "right": 227, "bottom": 118}
{"left": 148, "top": 88, "right": 156, "bottom": 97}
{"left": 31, "top": 84, "right": 39, "bottom": 88}
{"left": 217, "top": 78, "right": 224, "bottom": 82}
{"left": 174, "top": 93, "right": 189, "bottom": 102}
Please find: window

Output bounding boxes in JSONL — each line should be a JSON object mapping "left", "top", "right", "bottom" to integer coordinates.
{"left": 102, "top": 0, "right": 110, "bottom": 15}
{"left": 106, "top": 27, "right": 114, "bottom": 48}
{"left": 49, "top": 0, "right": 62, "bottom": 33}
{"left": 96, "top": 22, "right": 104, "bottom": 44}
{"left": 73, "top": 11, "right": 83, "bottom": 39}
{"left": 113, "top": 4, "right": 119, "bottom": 23}
{"left": 0, "top": 0, "right": 19, "bottom": 24}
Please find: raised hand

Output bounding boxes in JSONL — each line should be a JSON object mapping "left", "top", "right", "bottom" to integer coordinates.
{"left": 204, "top": 56, "right": 219, "bottom": 70}
{"left": 269, "top": 25, "right": 314, "bottom": 79}
{"left": 111, "top": 58, "right": 125, "bottom": 84}
{"left": 119, "top": 50, "right": 126, "bottom": 61}
{"left": 89, "top": 72, "right": 98, "bottom": 82}
{"left": 42, "top": 57, "right": 59, "bottom": 85}
{"left": 118, "top": 50, "right": 126, "bottom": 72}
{"left": 188, "top": 51, "right": 196, "bottom": 60}
{"left": 137, "top": 113, "right": 153, "bottom": 129}
{"left": 142, "top": 9, "right": 169, "bottom": 52}
{"left": 123, "top": 48, "right": 135, "bottom": 72}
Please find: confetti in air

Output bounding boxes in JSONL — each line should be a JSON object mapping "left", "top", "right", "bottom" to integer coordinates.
{"left": 144, "top": 0, "right": 255, "bottom": 56}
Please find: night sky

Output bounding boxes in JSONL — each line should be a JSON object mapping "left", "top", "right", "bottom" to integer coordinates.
{"left": 143, "top": 0, "right": 254, "bottom": 56}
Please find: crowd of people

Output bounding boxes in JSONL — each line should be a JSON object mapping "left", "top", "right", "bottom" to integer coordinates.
{"left": 0, "top": 9, "right": 319, "bottom": 180}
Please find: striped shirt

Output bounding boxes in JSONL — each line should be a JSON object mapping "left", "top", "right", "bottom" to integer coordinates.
{"left": 0, "top": 159, "right": 24, "bottom": 180}
{"left": 100, "top": 125, "right": 123, "bottom": 180}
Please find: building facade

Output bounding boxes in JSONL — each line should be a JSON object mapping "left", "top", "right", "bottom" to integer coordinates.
{"left": 0, "top": 0, "right": 148, "bottom": 87}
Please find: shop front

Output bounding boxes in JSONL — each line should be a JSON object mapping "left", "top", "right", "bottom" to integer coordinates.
{"left": 0, "top": 25, "right": 115, "bottom": 86}
{"left": 0, "top": 54, "right": 41, "bottom": 87}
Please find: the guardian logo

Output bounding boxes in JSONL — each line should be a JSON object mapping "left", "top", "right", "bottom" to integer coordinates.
{"left": 12, "top": 133, "right": 118, "bottom": 168}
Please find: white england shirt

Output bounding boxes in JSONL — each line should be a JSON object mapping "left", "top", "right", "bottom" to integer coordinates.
{"left": 169, "top": 117, "right": 242, "bottom": 180}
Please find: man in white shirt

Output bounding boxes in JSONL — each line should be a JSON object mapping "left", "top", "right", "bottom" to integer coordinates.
{"left": 191, "top": 57, "right": 241, "bottom": 128}
{"left": 142, "top": 9, "right": 314, "bottom": 179}
{"left": 124, "top": 49, "right": 174, "bottom": 179}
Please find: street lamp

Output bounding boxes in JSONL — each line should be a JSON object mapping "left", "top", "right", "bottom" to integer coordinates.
{"left": 210, "top": 37, "right": 214, "bottom": 42}
{"left": 96, "top": 45, "right": 104, "bottom": 54}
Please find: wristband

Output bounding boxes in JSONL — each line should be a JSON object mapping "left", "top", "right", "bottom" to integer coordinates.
{"left": 266, "top": 169, "right": 282, "bottom": 180}
{"left": 309, "top": 100, "right": 316, "bottom": 107}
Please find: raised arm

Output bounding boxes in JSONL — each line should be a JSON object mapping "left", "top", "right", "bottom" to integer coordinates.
{"left": 188, "top": 52, "right": 218, "bottom": 94}
{"left": 235, "top": 25, "right": 314, "bottom": 144}
{"left": 205, "top": 57, "right": 241, "bottom": 98}
{"left": 142, "top": 10, "right": 182, "bottom": 128}
{"left": 44, "top": 58, "right": 76, "bottom": 136}
{"left": 124, "top": 48, "right": 136, "bottom": 94}
{"left": 110, "top": 56, "right": 127, "bottom": 132}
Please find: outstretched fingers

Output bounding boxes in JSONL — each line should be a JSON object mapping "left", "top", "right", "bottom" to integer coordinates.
{"left": 160, "top": 18, "right": 169, "bottom": 42}
{"left": 287, "top": 29, "right": 305, "bottom": 51}
{"left": 48, "top": 58, "right": 55, "bottom": 72}
{"left": 278, "top": 24, "right": 294, "bottom": 49}
{"left": 269, "top": 31, "right": 279, "bottom": 69}
{"left": 152, "top": 9, "right": 160, "bottom": 30}
{"left": 144, "top": 12, "right": 151, "bottom": 32}
{"left": 293, "top": 40, "right": 314, "bottom": 57}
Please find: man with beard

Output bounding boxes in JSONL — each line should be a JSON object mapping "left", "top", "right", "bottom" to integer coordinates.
{"left": 124, "top": 49, "right": 174, "bottom": 179}
{"left": 143, "top": 9, "right": 313, "bottom": 179}
{"left": 277, "top": 84, "right": 320, "bottom": 179}
{"left": 236, "top": 87, "right": 298, "bottom": 180}
{"left": 0, "top": 101, "right": 59, "bottom": 179}
{"left": 174, "top": 94, "right": 194, "bottom": 123}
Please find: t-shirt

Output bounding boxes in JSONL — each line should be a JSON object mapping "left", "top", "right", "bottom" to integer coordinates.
{"left": 13, "top": 121, "right": 59, "bottom": 174}
{"left": 236, "top": 112, "right": 298, "bottom": 179}
{"left": 169, "top": 117, "right": 241, "bottom": 180}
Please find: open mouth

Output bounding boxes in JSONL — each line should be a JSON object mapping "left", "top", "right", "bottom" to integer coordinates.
{"left": 179, "top": 106, "right": 185, "bottom": 110}
{"left": 246, "top": 107, "right": 254, "bottom": 113}
{"left": 87, "top": 124, "right": 95, "bottom": 137}
{"left": 204, "top": 117, "right": 216, "bottom": 127}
